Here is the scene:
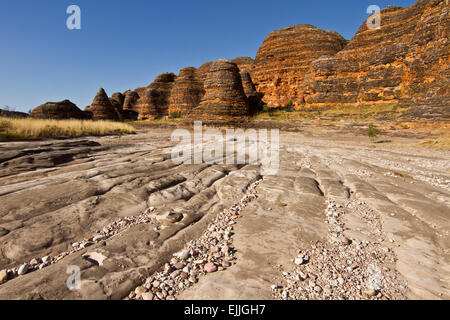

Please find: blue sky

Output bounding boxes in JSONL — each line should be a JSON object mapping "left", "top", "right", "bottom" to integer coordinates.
{"left": 0, "top": 0, "right": 417, "bottom": 112}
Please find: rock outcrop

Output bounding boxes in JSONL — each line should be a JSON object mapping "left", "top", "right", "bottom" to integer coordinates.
{"left": 55, "top": 0, "right": 447, "bottom": 122}
{"left": 240, "top": 70, "right": 262, "bottom": 114}
{"left": 252, "top": 24, "right": 348, "bottom": 108}
{"left": 303, "top": 0, "right": 449, "bottom": 117}
{"left": 31, "top": 100, "right": 91, "bottom": 119}
{"left": 123, "top": 91, "right": 140, "bottom": 111}
{"left": 168, "top": 67, "right": 205, "bottom": 117}
{"left": 192, "top": 60, "right": 250, "bottom": 119}
{"left": 111, "top": 92, "right": 125, "bottom": 109}
{"left": 0, "top": 110, "right": 29, "bottom": 118}
{"left": 86, "top": 89, "right": 119, "bottom": 120}
{"left": 231, "top": 57, "right": 255, "bottom": 73}
{"left": 134, "top": 73, "right": 176, "bottom": 120}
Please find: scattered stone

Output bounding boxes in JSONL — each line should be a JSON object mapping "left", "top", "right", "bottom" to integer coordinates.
{"left": 341, "top": 237, "right": 352, "bottom": 246}
{"left": 135, "top": 286, "right": 147, "bottom": 296}
{"left": 18, "top": 263, "right": 29, "bottom": 276}
{"left": 0, "top": 270, "right": 8, "bottom": 283}
{"left": 364, "top": 289, "right": 377, "bottom": 297}
{"left": 93, "top": 235, "right": 106, "bottom": 242}
{"left": 30, "top": 258, "right": 42, "bottom": 265}
{"left": 141, "top": 292, "right": 154, "bottom": 300}
{"left": 204, "top": 262, "right": 218, "bottom": 273}
{"left": 42, "top": 256, "right": 51, "bottom": 263}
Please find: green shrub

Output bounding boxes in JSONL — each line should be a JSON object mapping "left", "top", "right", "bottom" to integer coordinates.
{"left": 368, "top": 124, "right": 380, "bottom": 139}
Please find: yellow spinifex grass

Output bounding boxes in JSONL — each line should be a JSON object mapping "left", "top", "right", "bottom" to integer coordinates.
{"left": 418, "top": 135, "right": 450, "bottom": 150}
{"left": 254, "top": 104, "right": 408, "bottom": 121}
{"left": 0, "top": 117, "right": 136, "bottom": 141}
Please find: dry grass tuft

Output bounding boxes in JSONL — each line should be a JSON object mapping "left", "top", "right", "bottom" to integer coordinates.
{"left": 418, "top": 135, "right": 450, "bottom": 150}
{"left": 0, "top": 117, "right": 135, "bottom": 141}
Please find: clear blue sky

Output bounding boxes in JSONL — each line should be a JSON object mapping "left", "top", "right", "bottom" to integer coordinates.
{"left": 0, "top": 0, "right": 417, "bottom": 112}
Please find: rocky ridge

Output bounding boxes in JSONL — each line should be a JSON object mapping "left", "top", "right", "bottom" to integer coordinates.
{"left": 302, "top": 0, "right": 449, "bottom": 119}
{"left": 31, "top": 100, "right": 91, "bottom": 120}
{"left": 29, "top": 0, "right": 448, "bottom": 121}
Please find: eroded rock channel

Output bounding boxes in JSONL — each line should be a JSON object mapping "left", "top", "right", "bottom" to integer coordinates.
{"left": 0, "top": 129, "right": 448, "bottom": 300}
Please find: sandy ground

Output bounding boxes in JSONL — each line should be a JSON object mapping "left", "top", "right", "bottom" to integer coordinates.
{"left": 0, "top": 127, "right": 448, "bottom": 300}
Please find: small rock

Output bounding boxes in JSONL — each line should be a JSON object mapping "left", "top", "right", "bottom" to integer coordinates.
{"left": 173, "top": 262, "right": 184, "bottom": 270}
{"left": 39, "top": 263, "right": 48, "bottom": 270}
{"left": 80, "top": 242, "right": 93, "bottom": 248}
{"left": 18, "top": 263, "right": 29, "bottom": 275}
{"left": 222, "top": 261, "right": 231, "bottom": 268}
{"left": 0, "top": 269, "right": 8, "bottom": 283}
{"left": 341, "top": 237, "right": 352, "bottom": 246}
{"left": 156, "top": 292, "right": 165, "bottom": 300}
{"left": 30, "top": 258, "right": 42, "bottom": 265}
{"left": 294, "top": 257, "right": 304, "bottom": 265}
{"left": 42, "top": 256, "right": 51, "bottom": 263}
{"left": 364, "top": 289, "right": 377, "bottom": 297}
{"left": 170, "top": 270, "right": 182, "bottom": 278}
{"left": 163, "top": 263, "right": 172, "bottom": 274}
{"left": 93, "top": 235, "right": 106, "bottom": 242}
{"left": 204, "top": 262, "right": 218, "bottom": 273}
{"left": 152, "top": 280, "right": 161, "bottom": 287}
{"left": 178, "top": 250, "right": 190, "bottom": 260}
{"left": 135, "top": 286, "right": 147, "bottom": 296}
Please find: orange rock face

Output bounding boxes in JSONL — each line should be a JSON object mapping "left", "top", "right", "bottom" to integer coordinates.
{"left": 252, "top": 24, "right": 347, "bottom": 108}
{"left": 134, "top": 73, "right": 176, "bottom": 120}
{"left": 231, "top": 57, "right": 255, "bottom": 73}
{"left": 303, "top": 0, "right": 449, "bottom": 117}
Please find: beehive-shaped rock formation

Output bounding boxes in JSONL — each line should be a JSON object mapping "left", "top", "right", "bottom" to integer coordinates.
{"left": 303, "top": 0, "right": 449, "bottom": 118}
{"left": 134, "top": 73, "right": 176, "bottom": 120}
{"left": 168, "top": 67, "right": 205, "bottom": 117}
{"left": 192, "top": 60, "right": 250, "bottom": 119}
{"left": 253, "top": 24, "right": 348, "bottom": 108}
{"left": 86, "top": 88, "right": 119, "bottom": 120}
{"left": 240, "top": 70, "right": 262, "bottom": 114}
